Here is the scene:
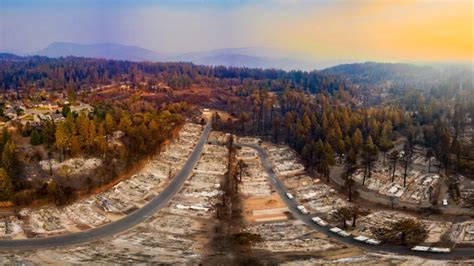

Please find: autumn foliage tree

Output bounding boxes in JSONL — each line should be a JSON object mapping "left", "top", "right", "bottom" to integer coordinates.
{"left": 2, "top": 139, "right": 18, "bottom": 182}
{"left": 0, "top": 168, "right": 12, "bottom": 200}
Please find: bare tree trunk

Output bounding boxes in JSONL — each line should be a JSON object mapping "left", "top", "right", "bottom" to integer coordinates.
{"left": 348, "top": 186, "right": 352, "bottom": 202}
{"left": 363, "top": 162, "right": 368, "bottom": 186}
{"left": 403, "top": 158, "right": 408, "bottom": 187}
{"left": 48, "top": 150, "right": 53, "bottom": 175}
{"left": 391, "top": 159, "right": 396, "bottom": 182}
{"left": 368, "top": 160, "right": 372, "bottom": 179}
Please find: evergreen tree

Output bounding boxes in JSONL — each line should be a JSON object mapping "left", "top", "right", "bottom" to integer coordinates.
{"left": 333, "top": 207, "right": 352, "bottom": 229}
{"left": 0, "top": 128, "right": 11, "bottom": 160}
{"left": 55, "top": 122, "right": 70, "bottom": 161}
{"left": 118, "top": 113, "right": 132, "bottom": 134}
{"left": 379, "top": 135, "right": 394, "bottom": 166}
{"left": 97, "top": 122, "right": 108, "bottom": 157}
{"left": 0, "top": 168, "right": 12, "bottom": 200}
{"left": 272, "top": 115, "right": 281, "bottom": 143}
{"left": 61, "top": 105, "right": 71, "bottom": 118}
{"left": 70, "top": 135, "right": 81, "bottom": 156}
{"left": 104, "top": 112, "right": 115, "bottom": 135}
{"left": 42, "top": 120, "right": 56, "bottom": 148}
{"left": 30, "top": 128, "right": 42, "bottom": 145}
{"left": 2, "top": 140, "right": 18, "bottom": 180}
{"left": 351, "top": 129, "right": 363, "bottom": 154}
{"left": 362, "top": 135, "right": 378, "bottom": 185}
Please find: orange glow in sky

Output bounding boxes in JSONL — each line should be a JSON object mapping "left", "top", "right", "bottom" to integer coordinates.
{"left": 267, "top": 0, "right": 473, "bottom": 62}
{"left": 1, "top": 0, "right": 472, "bottom": 63}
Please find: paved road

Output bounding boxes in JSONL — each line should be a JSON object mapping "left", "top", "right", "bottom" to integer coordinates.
{"left": 240, "top": 143, "right": 474, "bottom": 260}
{"left": 0, "top": 122, "right": 212, "bottom": 250}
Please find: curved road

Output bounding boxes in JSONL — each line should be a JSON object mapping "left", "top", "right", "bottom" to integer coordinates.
{"left": 0, "top": 122, "right": 212, "bottom": 250}
{"left": 240, "top": 143, "right": 474, "bottom": 260}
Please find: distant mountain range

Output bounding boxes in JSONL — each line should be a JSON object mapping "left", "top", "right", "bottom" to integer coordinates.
{"left": 1, "top": 50, "right": 471, "bottom": 89}
{"left": 36, "top": 42, "right": 167, "bottom": 62}
{"left": 5, "top": 43, "right": 470, "bottom": 79}
{"left": 31, "top": 42, "right": 325, "bottom": 70}
{"left": 0, "top": 53, "right": 23, "bottom": 61}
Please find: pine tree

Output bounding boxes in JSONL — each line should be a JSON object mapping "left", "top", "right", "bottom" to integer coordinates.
{"left": 97, "top": 122, "right": 108, "bottom": 157}
{"left": 272, "top": 115, "right": 281, "bottom": 143}
{"left": 55, "top": 122, "right": 70, "bottom": 161}
{"left": 379, "top": 135, "right": 394, "bottom": 166}
{"left": 76, "top": 112, "right": 90, "bottom": 146}
{"left": 42, "top": 120, "right": 56, "bottom": 148}
{"left": 0, "top": 128, "right": 11, "bottom": 161}
{"left": 61, "top": 105, "right": 71, "bottom": 118}
{"left": 66, "top": 83, "right": 77, "bottom": 105}
{"left": 70, "top": 135, "right": 81, "bottom": 156}
{"left": 362, "top": 135, "right": 378, "bottom": 185}
{"left": 351, "top": 129, "right": 363, "bottom": 154}
{"left": 0, "top": 168, "right": 12, "bottom": 200}
{"left": 87, "top": 121, "right": 97, "bottom": 152}
{"left": 30, "top": 128, "right": 42, "bottom": 146}
{"left": 336, "top": 139, "right": 346, "bottom": 163}
{"left": 333, "top": 207, "right": 352, "bottom": 229}
{"left": 65, "top": 113, "right": 77, "bottom": 135}
{"left": 322, "top": 141, "right": 335, "bottom": 181}
{"left": 2, "top": 140, "right": 18, "bottom": 180}
{"left": 389, "top": 150, "right": 399, "bottom": 182}
{"left": 118, "top": 113, "right": 132, "bottom": 134}
{"left": 104, "top": 113, "right": 115, "bottom": 135}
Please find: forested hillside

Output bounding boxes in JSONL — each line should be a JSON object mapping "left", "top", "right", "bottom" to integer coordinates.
{"left": 0, "top": 55, "right": 349, "bottom": 95}
{"left": 322, "top": 62, "right": 472, "bottom": 89}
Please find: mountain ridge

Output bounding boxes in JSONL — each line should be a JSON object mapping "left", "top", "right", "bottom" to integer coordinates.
{"left": 36, "top": 42, "right": 167, "bottom": 62}
{"left": 32, "top": 42, "right": 319, "bottom": 70}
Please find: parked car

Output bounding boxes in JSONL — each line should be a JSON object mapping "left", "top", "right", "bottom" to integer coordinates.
{"left": 311, "top": 216, "right": 328, "bottom": 226}
{"left": 297, "top": 205, "right": 308, "bottom": 214}
{"left": 442, "top": 199, "right": 448, "bottom": 206}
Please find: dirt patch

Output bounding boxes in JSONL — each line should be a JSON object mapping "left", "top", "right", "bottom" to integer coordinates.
{"left": 319, "top": 247, "right": 364, "bottom": 260}
{"left": 242, "top": 194, "right": 289, "bottom": 223}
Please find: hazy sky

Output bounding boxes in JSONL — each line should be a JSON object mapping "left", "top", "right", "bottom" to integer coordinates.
{"left": 0, "top": 0, "right": 472, "bottom": 62}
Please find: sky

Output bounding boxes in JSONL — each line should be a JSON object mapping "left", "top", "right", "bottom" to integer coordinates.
{"left": 0, "top": 0, "right": 472, "bottom": 62}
